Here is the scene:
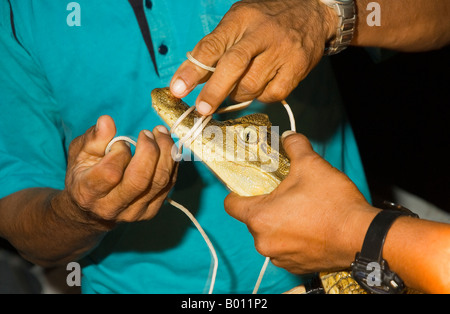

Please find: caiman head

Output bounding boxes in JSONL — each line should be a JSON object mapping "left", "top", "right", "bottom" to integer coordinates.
{"left": 151, "top": 88, "right": 290, "bottom": 196}
{"left": 151, "top": 88, "right": 384, "bottom": 295}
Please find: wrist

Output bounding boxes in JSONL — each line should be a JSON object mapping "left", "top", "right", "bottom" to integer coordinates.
{"left": 51, "top": 190, "right": 116, "bottom": 233}
{"left": 319, "top": 0, "right": 356, "bottom": 55}
{"left": 351, "top": 204, "right": 419, "bottom": 293}
{"left": 334, "top": 203, "right": 380, "bottom": 268}
{"left": 319, "top": 0, "right": 340, "bottom": 42}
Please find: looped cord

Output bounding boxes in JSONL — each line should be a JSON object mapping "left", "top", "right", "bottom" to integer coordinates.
{"left": 104, "top": 51, "right": 297, "bottom": 294}
{"left": 104, "top": 136, "right": 137, "bottom": 155}
{"left": 183, "top": 51, "right": 297, "bottom": 294}
{"left": 103, "top": 136, "right": 219, "bottom": 294}
{"left": 186, "top": 51, "right": 216, "bottom": 72}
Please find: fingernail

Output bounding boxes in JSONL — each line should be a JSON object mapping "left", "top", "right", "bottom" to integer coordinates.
{"left": 172, "top": 79, "right": 187, "bottom": 96}
{"left": 143, "top": 129, "right": 154, "bottom": 139}
{"left": 197, "top": 101, "right": 212, "bottom": 115}
{"left": 156, "top": 125, "right": 169, "bottom": 134}
{"left": 281, "top": 130, "right": 296, "bottom": 141}
{"left": 95, "top": 119, "right": 100, "bottom": 132}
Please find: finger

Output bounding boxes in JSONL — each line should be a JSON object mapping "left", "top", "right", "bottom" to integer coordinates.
{"left": 170, "top": 59, "right": 213, "bottom": 99}
{"left": 85, "top": 140, "right": 132, "bottom": 195}
{"left": 105, "top": 126, "right": 176, "bottom": 222}
{"left": 83, "top": 115, "right": 117, "bottom": 156}
{"left": 112, "top": 125, "right": 177, "bottom": 222}
{"left": 224, "top": 192, "right": 265, "bottom": 224}
{"left": 115, "top": 189, "right": 168, "bottom": 223}
{"left": 100, "top": 129, "right": 160, "bottom": 210}
{"left": 256, "top": 65, "right": 298, "bottom": 104}
{"left": 281, "top": 132, "right": 314, "bottom": 161}
{"left": 147, "top": 125, "right": 177, "bottom": 194}
{"left": 196, "top": 36, "right": 266, "bottom": 115}
{"left": 170, "top": 28, "right": 233, "bottom": 98}
{"left": 138, "top": 158, "right": 179, "bottom": 221}
{"left": 229, "top": 52, "right": 279, "bottom": 102}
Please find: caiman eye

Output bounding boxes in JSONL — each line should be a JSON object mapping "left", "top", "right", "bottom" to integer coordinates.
{"left": 239, "top": 126, "right": 258, "bottom": 144}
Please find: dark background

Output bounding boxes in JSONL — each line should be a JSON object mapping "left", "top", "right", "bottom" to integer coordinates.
{"left": 331, "top": 45, "right": 450, "bottom": 212}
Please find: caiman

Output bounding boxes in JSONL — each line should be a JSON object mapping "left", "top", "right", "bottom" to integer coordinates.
{"left": 150, "top": 87, "right": 369, "bottom": 294}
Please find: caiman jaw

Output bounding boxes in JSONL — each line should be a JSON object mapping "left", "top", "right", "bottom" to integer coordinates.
{"left": 151, "top": 87, "right": 290, "bottom": 196}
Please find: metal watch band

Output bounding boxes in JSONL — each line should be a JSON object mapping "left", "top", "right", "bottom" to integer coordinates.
{"left": 322, "top": 0, "right": 356, "bottom": 56}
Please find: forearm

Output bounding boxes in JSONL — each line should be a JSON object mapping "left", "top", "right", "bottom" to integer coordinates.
{"left": 352, "top": 0, "right": 450, "bottom": 51}
{"left": 0, "top": 188, "right": 109, "bottom": 267}
{"left": 383, "top": 217, "right": 450, "bottom": 293}
{"left": 343, "top": 207, "right": 450, "bottom": 293}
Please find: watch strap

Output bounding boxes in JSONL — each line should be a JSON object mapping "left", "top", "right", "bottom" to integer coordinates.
{"left": 322, "top": 0, "right": 356, "bottom": 55}
{"left": 359, "top": 210, "right": 406, "bottom": 261}
{"left": 352, "top": 203, "right": 418, "bottom": 294}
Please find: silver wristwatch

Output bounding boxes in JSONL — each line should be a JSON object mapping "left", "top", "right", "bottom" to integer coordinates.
{"left": 321, "top": 0, "right": 356, "bottom": 56}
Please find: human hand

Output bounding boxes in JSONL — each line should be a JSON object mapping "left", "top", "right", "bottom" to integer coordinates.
{"left": 225, "top": 132, "right": 379, "bottom": 274}
{"left": 59, "top": 115, "right": 177, "bottom": 229}
{"left": 170, "top": 0, "right": 337, "bottom": 115}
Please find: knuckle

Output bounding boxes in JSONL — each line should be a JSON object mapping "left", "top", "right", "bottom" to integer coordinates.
{"left": 151, "top": 169, "right": 172, "bottom": 190}
{"left": 301, "top": 153, "right": 323, "bottom": 170}
{"left": 68, "top": 135, "right": 84, "bottom": 157}
{"left": 246, "top": 211, "right": 267, "bottom": 235}
{"left": 87, "top": 203, "right": 118, "bottom": 222}
{"left": 72, "top": 191, "right": 92, "bottom": 211}
{"left": 264, "top": 84, "right": 290, "bottom": 103}
{"left": 229, "top": 2, "right": 260, "bottom": 19}
{"left": 143, "top": 202, "right": 164, "bottom": 220}
{"left": 127, "top": 175, "right": 150, "bottom": 193}
{"left": 254, "top": 238, "right": 271, "bottom": 257}
{"left": 222, "top": 46, "right": 251, "bottom": 69}
{"left": 197, "top": 34, "right": 224, "bottom": 57}
{"left": 270, "top": 258, "right": 285, "bottom": 270}
{"left": 116, "top": 209, "right": 142, "bottom": 223}
{"left": 95, "top": 209, "right": 118, "bottom": 222}
{"left": 101, "top": 165, "right": 124, "bottom": 187}
{"left": 239, "top": 75, "right": 262, "bottom": 96}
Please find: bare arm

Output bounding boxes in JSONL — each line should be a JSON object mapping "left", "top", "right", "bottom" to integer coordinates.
{"left": 0, "top": 188, "right": 108, "bottom": 267}
{"left": 383, "top": 215, "right": 450, "bottom": 293}
{"left": 0, "top": 117, "right": 176, "bottom": 268}
{"left": 353, "top": 0, "right": 450, "bottom": 51}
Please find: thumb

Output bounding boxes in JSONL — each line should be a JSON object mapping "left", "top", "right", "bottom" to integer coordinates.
{"left": 224, "top": 192, "right": 266, "bottom": 224}
{"left": 281, "top": 131, "right": 315, "bottom": 163}
{"left": 83, "top": 115, "right": 117, "bottom": 156}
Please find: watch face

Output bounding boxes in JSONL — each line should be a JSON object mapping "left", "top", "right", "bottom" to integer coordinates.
{"left": 352, "top": 259, "right": 406, "bottom": 294}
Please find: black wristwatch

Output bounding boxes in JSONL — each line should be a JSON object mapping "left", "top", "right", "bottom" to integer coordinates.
{"left": 351, "top": 201, "right": 419, "bottom": 294}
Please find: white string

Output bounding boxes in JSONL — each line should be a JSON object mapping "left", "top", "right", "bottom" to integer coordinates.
{"left": 166, "top": 198, "right": 218, "bottom": 294}
{"left": 181, "top": 52, "right": 297, "bottom": 294}
{"left": 103, "top": 52, "right": 297, "bottom": 294}
{"left": 104, "top": 136, "right": 137, "bottom": 155}
{"left": 187, "top": 51, "right": 216, "bottom": 72}
{"left": 104, "top": 137, "right": 218, "bottom": 294}
{"left": 281, "top": 100, "right": 296, "bottom": 133}
{"left": 170, "top": 106, "right": 212, "bottom": 160}
{"left": 252, "top": 256, "right": 270, "bottom": 294}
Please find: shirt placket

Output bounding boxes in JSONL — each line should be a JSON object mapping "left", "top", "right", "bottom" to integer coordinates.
{"left": 143, "top": 0, "right": 181, "bottom": 80}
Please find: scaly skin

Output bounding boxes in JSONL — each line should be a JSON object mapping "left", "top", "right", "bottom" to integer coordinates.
{"left": 151, "top": 87, "right": 381, "bottom": 294}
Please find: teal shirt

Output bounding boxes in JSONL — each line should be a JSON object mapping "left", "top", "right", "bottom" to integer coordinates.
{"left": 0, "top": 0, "right": 370, "bottom": 293}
